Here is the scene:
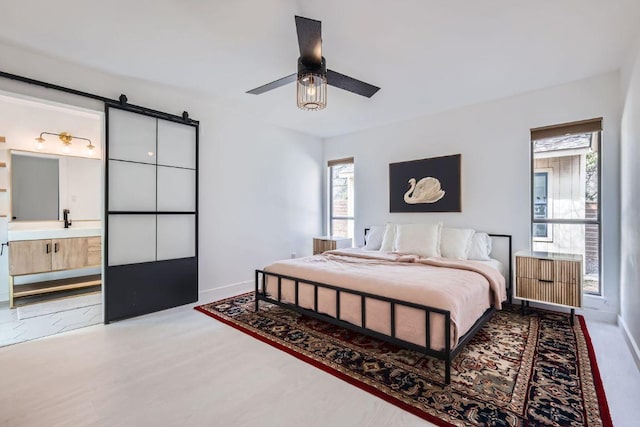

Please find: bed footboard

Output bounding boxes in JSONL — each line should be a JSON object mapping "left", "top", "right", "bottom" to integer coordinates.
{"left": 253, "top": 234, "right": 509, "bottom": 385}
{"left": 254, "top": 269, "right": 494, "bottom": 385}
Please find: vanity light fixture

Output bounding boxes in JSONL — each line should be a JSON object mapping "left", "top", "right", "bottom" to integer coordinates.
{"left": 85, "top": 141, "right": 96, "bottom": 156}
{"left": 35, "top": 136, "right": 45, "bottom": 150}
{"left": 34, "top": 131, "right": 95, "bottom": 156}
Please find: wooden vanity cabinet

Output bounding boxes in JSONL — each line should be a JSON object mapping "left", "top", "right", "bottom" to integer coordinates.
{"left": 8, "top": 236, "right": 102, "bottom": 308}
{"left": 9, "top": 237, "right": 101, "bottom": 275}
{"left": 52, "top": 238, "right": 89, "bottom": 271}
{"left": 8, "top": 239, "right": 52, "bottom": 275}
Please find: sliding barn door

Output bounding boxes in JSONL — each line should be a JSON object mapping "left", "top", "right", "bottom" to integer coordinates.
{"left": 105, "top": 104, "right": 198, "bottom": 322}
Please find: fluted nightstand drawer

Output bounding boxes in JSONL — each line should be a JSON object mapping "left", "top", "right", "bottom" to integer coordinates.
{"left": 515, "top": 278, "right": 581, "bottom": 307}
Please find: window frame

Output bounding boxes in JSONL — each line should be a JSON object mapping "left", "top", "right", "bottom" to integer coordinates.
{"left": 328, "top": 157, "right": 354, "bottom": 238}
{"left": 530, "top": 126, "right": 602, "bottom": 295}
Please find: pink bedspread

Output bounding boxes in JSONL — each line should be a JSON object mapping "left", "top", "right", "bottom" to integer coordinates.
{"left": 263, "top": 249, "right": 506, "bottom": 350}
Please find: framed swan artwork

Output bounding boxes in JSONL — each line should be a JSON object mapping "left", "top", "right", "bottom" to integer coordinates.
{"left": 389, "top": 154, "right": 461, "bottom": 212}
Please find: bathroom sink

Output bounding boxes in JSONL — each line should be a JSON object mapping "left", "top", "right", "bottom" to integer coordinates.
{"left": 8, "top": 226, "right": 102, "bottom": 241}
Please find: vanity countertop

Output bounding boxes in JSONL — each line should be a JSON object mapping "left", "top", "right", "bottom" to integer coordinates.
{"left": 8, "top": 221, "right": 102, "bottom": 241}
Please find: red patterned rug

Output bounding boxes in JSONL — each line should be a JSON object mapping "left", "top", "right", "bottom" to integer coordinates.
{"left": 195, "top": 292, "right": 612, "bottom": 427}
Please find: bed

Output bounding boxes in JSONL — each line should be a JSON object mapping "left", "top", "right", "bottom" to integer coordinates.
{"left": 255, "top": 232, "right": 511, "bottom": 385}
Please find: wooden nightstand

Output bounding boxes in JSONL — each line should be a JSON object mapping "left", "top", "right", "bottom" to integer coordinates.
{"left": 313, "top": 236, "right": 352, "bottom": 255}
{"left": 514, "top": 250, "right": 583, "bottom": 325}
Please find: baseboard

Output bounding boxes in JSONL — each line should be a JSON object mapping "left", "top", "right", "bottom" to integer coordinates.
{"left": 198, "top": 280, "right": 253, "bottom": 303}
{"left": 618, "top": 314, "right": 640, "bottom": 372}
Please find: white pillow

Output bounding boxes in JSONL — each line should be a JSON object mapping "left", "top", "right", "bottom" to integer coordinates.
{"left": 467, "top": 232, "right": 493, "bottom": 261}
{"left": 380, "top": 224, "right": 396, "bottom": 252}
{"left": 364, "top": 226, "right": 385, "bottom": 250}
{"left": 394, "top": 222, "right": 442, "bottom": 257}
{"left": 440, "top": 227, "right": 475, "bottom": 259}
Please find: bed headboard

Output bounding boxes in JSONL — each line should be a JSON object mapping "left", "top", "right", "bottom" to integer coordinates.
{"left": 364, "top": 228, "right": 512, "bottom": 302}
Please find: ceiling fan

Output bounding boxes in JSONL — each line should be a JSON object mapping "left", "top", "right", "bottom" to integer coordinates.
{"left": 246, "top": 16, "right": 381, "bottom": 110}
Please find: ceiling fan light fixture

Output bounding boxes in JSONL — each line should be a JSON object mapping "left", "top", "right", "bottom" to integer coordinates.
{"left": 297, "top": 71, "right": 327, "bottom": 111}
{"left": 247, "top": 16, "right": 379, "bottom": 107}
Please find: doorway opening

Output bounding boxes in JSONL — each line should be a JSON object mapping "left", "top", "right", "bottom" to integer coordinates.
{"left": 0, "top": 91, "right": 104, "bottom": 347}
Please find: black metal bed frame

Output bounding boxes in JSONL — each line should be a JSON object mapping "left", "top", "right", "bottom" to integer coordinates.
{"left": 255, "top": 234, "right": 512, "bottom": 385}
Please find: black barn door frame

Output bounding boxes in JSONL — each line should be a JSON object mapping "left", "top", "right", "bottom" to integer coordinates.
{"left": 0, "top": 70, "right": 199, "bottom": 324}
{"left": 104, "top": 102, "right": 199, "bottom": 323}
{"left": 0, "top": 70, "right": 199, "bottom": 126}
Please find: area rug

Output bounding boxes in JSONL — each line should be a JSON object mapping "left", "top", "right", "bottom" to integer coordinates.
{"left": 195, "top": 293, "right": 612, "bottom": 427}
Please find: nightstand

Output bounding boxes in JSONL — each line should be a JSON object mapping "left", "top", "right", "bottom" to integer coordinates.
{"left": 514, "top": 250, "right": 583, "bottom": 325}
{"left": 313, "top": 236, "right": 352, "bottom": 255}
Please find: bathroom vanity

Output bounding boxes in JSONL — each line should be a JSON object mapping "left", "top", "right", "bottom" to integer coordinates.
{"left": 5, "top": 149, "right": 102, "bottom": 308}
{"left": 7, "top": 225, "right": 102, "bottom": 308}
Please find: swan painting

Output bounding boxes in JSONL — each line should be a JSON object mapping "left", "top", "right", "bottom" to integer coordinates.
{"left": 404, "top": 177, "right": 445, "bottom": 204}
{"left": 389, "top": 154, "right": 460, "bottom": 212}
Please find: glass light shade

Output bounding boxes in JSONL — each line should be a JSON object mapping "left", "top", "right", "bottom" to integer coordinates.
{"left": 35, "top": 136, "right": 45, "bottom": 150}
{"left": 86, "top": 143, "right": 95, "bottom": 156}
{"left": 297, "top": 72, "right": 327, "bottom": 110}
{"left": 62, "top": 143, "right": 71, "bottom": 153}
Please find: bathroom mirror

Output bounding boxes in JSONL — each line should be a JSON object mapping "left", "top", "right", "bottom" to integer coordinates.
{"left": 10, "top": 151, "right": 101, "bottom": 221}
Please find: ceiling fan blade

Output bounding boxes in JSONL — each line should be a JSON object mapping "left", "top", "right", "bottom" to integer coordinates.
{"left": 246, "top": 73, "right": 297, "bottom": 95}
{"left": 326, "top": 69, "right": 380, "bottom": 98}
{"left": 295, "top": 16, "right": 322, "bottom": 65}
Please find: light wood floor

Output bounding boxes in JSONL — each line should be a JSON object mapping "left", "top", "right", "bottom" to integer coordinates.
{"left": 0, "top": 300, "right": 638, "bottom": 427}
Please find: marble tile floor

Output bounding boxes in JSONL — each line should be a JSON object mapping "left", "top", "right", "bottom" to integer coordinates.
{"left": 0, "top": 302, "right": 638, "bottom": 427}
{"left": 0, "top": 299, "right": 102, "bottom": 347}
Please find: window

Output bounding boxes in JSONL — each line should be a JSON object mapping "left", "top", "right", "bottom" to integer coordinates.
{"left": 328, "top": 158, "right": 354, "bottom": 238}
{"left": 533, "top": 169, "right": 553, "bottom": 240}
{"left": 530, "top": 118, "right": 602, "bottom": 294}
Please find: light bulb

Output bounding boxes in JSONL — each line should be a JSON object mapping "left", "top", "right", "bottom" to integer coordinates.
{"left": 85, "top": 143, "right": 95, "bottom": 156}
{"left": 63, "top": 144, "right": 71, "bottom": 153}
{"left": 35, "top": 137, "right": 45, "bottom": 150}
{"left": 308, "top": 84, "right": 316, "bottom": 97}
{"left": 307, "top": 75, "right": 317, "bottom": 97}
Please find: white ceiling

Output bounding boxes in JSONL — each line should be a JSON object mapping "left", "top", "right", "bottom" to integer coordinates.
{"left": 1, "top": 0, "right": 639, "bottom": 138}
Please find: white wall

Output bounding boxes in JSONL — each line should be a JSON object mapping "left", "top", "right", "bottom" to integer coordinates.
{"left": 620, "top": 37, "right": 640, "bottom": 360}
{"left": 199, "top": 111, "right": 322, "bottom": 289}
{"left": 324, "top": 72, "right": 621, "bottom": 318}
{"left": 0, "top": 41, "right": 323, "bottom": 296}
{"left": 60, "top": 156, "right": 101, "bottom": 220}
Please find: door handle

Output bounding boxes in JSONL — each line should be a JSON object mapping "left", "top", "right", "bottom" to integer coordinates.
{"left": 46, "top": 243, "right": 51, "bottom": 254}
{"left": 54, "top": 243, "right": 59, "bottom": 253}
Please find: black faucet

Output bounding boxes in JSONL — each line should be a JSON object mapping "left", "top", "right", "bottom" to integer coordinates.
{"left": 63, "top": 209, "right": 72, "bottom": 228}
